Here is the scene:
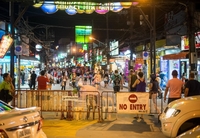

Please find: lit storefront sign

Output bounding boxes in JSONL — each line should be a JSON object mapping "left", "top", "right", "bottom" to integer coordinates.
{"left": 181, "top": 32, "right": 200, "bottom": 50}
{"left": 0, "top": 35, "right": 13, "bottom": 58}
{"left": 110, "top": 40, "right": 119, "bottom": 56}
{"left": 0, "top": 56, "right": 14, "bottom": 63}
{"left": 82, "top": 44, "right": 88, "bottom": 50}
{"left": 75, "top": 26, "right": 92, "bottom": 43}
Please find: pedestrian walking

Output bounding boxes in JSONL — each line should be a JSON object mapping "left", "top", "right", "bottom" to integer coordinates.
{"left": 132, "top": 71, "right": 146, "bottom": 119}
{"left": 149, "top": 74, "right": 161, "bottom": 114}
{"left": 61, "top": 72, "right": 68, "bottom": 90}
{"left": 111, "top": 70, "right": 123, "bottom": 93}
{"left": 88, "top": 72, "right": 93, "bottom": 85}
{"left": 128, "top": 69, "right": 137, "bottom": 92}
{"left": 164, "top": 70, "right": 184, "bottom": 104}
{"left": 47, "top": 70, "right": 54, "bottom": 90}
{"left": 20, "top": 70, "right": 25, "bottom": 86}
{"left": 181, "top": 72, "right": 187, "bottom": 83}
{"left": 103, "top": 73, "right": 109, "bottom": 88}
{"left": 71, "top": 72, "right": 77, "bottom": 88}
{"left": 132, "top": 71, "right": 146, "bottom": 92}
{"left": 30, "top": 71, "right": 37, "bottom": 90}
{"left": 93, "top": 71, "right": 102, "bottom": 89}
{"left": 184, "top": 72, "right": 200, "bottom": 97}
{"left": 83, "top": 73, "right": 88, "bottom": 85}
{"left": 37, "top": 70, "right": 49, "bottom": 90}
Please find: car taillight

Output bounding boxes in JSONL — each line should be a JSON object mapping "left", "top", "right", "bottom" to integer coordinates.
{"left": 37, "top": 118, "right": 43, "bottom": 131}
{"left": 0, "top": 129, "right": 9, "bottom": 138}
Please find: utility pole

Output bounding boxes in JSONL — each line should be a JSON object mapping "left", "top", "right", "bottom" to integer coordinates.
{"left": 152, "top": 1, "right": 156, "bottom": 75}
{"left": 188, "top": 2, "right": 197, "bottom": 76}
{"left": 129, "top": 6, "right": 134, "bottom": 70}
{"left": 137, "top": 2, "right": 156, "bottom": 74}
{"left": 9, "top": 2, "right": 15, "bottom": 86}
{"left": 106, "top": 14, "right": 110, "bottom": 72}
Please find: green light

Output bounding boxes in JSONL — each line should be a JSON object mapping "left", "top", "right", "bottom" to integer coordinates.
{"left": 83, "top": 44, "right": 88, "bottom": 50}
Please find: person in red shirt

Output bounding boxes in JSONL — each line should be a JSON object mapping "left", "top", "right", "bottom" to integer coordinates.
{"left": 37, "top": 70, "right": 49, "bottom": 90}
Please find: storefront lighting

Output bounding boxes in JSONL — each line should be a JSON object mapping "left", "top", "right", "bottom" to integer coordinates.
{"left": 41, "top": 1, "right": 58, "bottom": 14}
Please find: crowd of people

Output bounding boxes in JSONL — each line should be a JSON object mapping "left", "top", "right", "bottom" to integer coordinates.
{"left": 0, "top": 67, "right": 200, "bottom": 114}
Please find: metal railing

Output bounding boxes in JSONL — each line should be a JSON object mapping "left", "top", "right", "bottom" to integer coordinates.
{"left": 13, "top": 90, "right": 165, "bottom": 121}
{"left": 14, "top": 90, "right": 101, "bottom": 121}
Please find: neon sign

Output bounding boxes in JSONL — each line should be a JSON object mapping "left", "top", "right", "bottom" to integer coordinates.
{"left": 0, "top": 35, "right": 13, "bottom": 58}
{"left": 34, "top": 1, "right": 139, "bottom": 15}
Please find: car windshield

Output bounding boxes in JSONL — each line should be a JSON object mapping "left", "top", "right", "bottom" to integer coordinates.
{"left": 0, "top": 100, "right": 14, "bottom": 112}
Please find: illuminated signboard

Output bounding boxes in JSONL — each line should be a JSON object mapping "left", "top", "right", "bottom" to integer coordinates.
{"left": 0, "top": 35, "right": 13, "bottom": 58}
{"left": 75, "top": 26, "right": 92, "bottom": 43}
{"left": 34, "top": 2, "right": 139, "bottom": 15}
{"left": 181, "top": 32, "right": 200, "bottom": 50}
{"left": 82, "top": 43, "right": 88, "bottom": 50}
{"left": 110, "top": 40, "right": 119, "bottom": 56}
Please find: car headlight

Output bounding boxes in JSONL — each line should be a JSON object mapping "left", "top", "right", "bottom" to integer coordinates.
{"left": 165, "top": 108, "right": 181, "bottom": 118}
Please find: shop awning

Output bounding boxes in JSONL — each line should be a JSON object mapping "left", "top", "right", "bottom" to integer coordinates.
{"left": 163, "top": 52, "right": 189, "bottom": 60}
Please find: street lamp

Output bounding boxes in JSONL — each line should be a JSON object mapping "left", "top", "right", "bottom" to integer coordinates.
{"left": 89, "top": 36, "right": 107, "bottom": 47}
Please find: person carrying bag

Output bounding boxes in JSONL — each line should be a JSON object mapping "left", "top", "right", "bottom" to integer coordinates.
{"left": 0, "top": 73, "right": 15, "bottom": 104}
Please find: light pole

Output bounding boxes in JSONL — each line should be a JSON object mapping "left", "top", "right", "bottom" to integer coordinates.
{"left": 89, "top": 37, "right": 107, "bottom": 47}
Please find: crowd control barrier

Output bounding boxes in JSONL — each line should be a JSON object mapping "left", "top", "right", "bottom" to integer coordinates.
{"left": 101, "top": 91, "right": 164, "bottom": 121}
{"left": 13, "top": 90, "right": 165, "bottom": 121}
{"left": 14, "top": 89, "right": 101, "bottom": 121}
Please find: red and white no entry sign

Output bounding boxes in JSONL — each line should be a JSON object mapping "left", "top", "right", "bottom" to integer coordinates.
{"left": 128, "top": 94, "right": 138, "bottom": 103}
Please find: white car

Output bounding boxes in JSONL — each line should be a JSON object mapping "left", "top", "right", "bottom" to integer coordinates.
{"left": 0, "top": 100, "right": 47, "bottom": 138}
{"left": 176, "top": 125, "right": 200, "bottom": 138}
{"left": 160, "top": 96, "right": 200, "bottom": 138}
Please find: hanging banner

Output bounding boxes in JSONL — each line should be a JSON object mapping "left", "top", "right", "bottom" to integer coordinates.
{"left": 117, "top": 92, "right": 150, "bottom": 114}
{"left": 0, "top": 35, "right": 13, "bottom": 58}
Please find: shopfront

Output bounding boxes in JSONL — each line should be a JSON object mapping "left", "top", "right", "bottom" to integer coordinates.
{"left": 0, "top": 56, "right": 16, "bottom": 74}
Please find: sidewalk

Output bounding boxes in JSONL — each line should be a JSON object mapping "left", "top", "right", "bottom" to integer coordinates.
{"left": 41, "top": 113, "right": 166, "bottom": 138}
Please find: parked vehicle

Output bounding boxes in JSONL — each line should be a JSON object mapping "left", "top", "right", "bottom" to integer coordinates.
{"left": 0, "top": 100, "right": 47, "bottom": 138}
{"left": 160, "top": 95, "right": 200, "bottom": 138}
{"left": 176, "top": 125, "right": 200, "bottom": 138}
